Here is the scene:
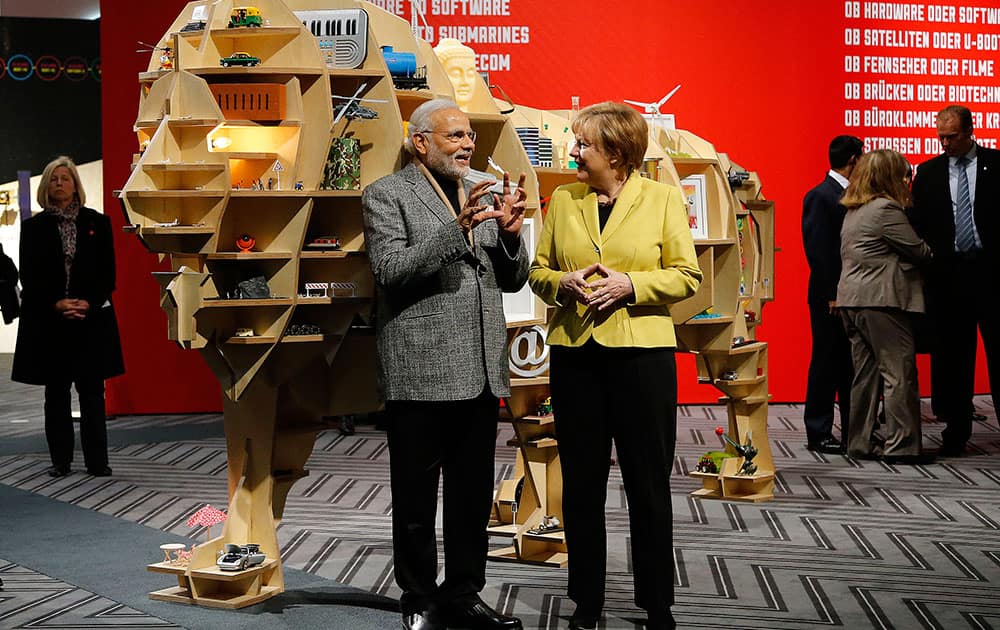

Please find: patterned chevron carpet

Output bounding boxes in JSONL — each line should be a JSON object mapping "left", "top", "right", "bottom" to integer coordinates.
{"left": 1, "top": 355, "right": 998, "bottom": 629}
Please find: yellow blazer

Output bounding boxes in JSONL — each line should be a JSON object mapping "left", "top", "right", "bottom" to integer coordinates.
{"left": 529, "top": 172, "right": 702, "bottom": 348}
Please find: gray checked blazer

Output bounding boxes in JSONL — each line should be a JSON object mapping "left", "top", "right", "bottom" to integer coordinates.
{"left": 362, "top": 161, "right": 529, "bottom": 401}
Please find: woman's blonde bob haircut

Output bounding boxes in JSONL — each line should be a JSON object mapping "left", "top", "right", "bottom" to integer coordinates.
{"left": 840, "top": 149, "right": 912, "bottom": 210}
{"left": 36, "top": 156, "right": 86, "bottom": 209}
{"left": 571, "top": 101, "right": 648, "bottom": 176}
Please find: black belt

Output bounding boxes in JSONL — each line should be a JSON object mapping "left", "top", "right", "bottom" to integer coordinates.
{"left": 952, "top": 248, "right": 984, "bottom": 261}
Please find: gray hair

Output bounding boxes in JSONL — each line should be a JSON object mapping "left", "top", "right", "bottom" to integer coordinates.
{"left": 404, "top": 98, "right": 461, "bottom": 154}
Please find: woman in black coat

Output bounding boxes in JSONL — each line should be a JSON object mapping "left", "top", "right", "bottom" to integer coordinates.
{"left": 12, "top": 156, "right": 124, "bottom": 477}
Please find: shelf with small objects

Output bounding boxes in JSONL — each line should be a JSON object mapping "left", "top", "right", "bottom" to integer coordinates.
{"left": 126, "top": 0, "right": 393, "bottom": 609}
{"left": 650, "top": 126, "right": 776, "bottom": 502}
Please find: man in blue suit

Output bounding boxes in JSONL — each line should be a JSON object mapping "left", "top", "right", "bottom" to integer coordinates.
{"left": 801, "top": 136, "right": 863, "bottom": 454}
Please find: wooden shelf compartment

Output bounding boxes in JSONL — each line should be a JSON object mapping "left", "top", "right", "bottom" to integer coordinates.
{"left": 486, "top": 522, "right": 519, "bottom": 537}
{"left": 189, "top": 558, "right": 279, "bottom": 580}
{"left": 488, "top": 546, "right": 567, "bottom": 568}
{"left": 210, "top": 26, "right": 302, "bottom": 39}
{"left": 714, "top": 374, "right": 766, "bottom": 387}
{"left": 123, "top": 190, "right": 227, "bottom": 198}
{"left": 298, "top": 250, "right": 365, "bottom": 259}
{"left": 216, "top": 195, "right": 310, "bottom": 254}
{"left": 167, "top": 117, "right": 225, "bottom": 127}
{"left": 329, "top": 68, "right": 388, "bottom": 80}
{"left": 120, "top": 193, "right": 225, "bottom": 233}
{"left": 142, "top": 162, "right": 227, "bottom": 172}
{"left": 297, "top": 255, "right": 374, "bottom": 299}
{"left": 694, "top": 238, "right": 737, "bottom": 247}
{"left": 150, "top": 584, "right": 282, "bottom": 609}
{"left": 189, "top": 66, "right": 324, "bottom": 78}
{"left": 205, "top": 251, "right": 295, "bottom": 260}
{"left": 670, "top": 157, "right": 718, "bottom": 167}
{"left": 294, "top": 296, "right": 369, "bottom": 305}
{"left": 225, "top": 335, "right": 277, "bottom": 344}
{"left": 140, "top": 225, "right": 216, "bottom": 236}
{"left": 513, "top": 414, "right": 555, "bottom": 426}
{"left": 200, "top": 298, "right": 294, "bottom": 308}
{"left": 682, "top": 314, "right": 735, "bottom": 325}
{"left": 304, "top": 196, "right": 365, "bottom": 254}
{"left": 279, "top": 333, "right": 343, "bottom": 344}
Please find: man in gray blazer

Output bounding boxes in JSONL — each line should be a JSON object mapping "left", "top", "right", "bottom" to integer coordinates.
{"left": 362, "top": 98, "right": 528, "bottom": 630}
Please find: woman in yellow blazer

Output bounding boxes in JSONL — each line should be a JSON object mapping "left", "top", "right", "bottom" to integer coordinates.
{"left": 529, "top": 102, "right": 701, "bottom": 630}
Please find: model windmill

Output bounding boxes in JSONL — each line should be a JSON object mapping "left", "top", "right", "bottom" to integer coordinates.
{"left": 625, "top": 84, "right": 681, "bottom": 131}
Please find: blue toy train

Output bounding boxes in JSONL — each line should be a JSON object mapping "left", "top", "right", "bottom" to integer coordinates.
{"left": 381, "top": 46, "right": 428, "bottom": 90}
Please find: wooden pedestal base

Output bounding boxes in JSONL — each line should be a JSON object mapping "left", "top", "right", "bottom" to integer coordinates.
{"left": 147, "top": 558, "right": 280, "bottom": 609}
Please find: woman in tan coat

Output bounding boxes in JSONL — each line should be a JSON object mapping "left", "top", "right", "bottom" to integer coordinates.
{"left": 837, "top": 149, "right": 932, "bottom": 464}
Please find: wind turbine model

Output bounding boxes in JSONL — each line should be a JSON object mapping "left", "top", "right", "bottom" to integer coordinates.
{"left": 332, "top": 82, "right": 388, "bottom": 124}
{"left": 624, "top": 84, "right": 681, "bottom": 130}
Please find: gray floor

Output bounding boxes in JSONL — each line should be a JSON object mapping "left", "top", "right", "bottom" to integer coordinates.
{"left": 1, "top": 354, "right": 999, "bottom": 629}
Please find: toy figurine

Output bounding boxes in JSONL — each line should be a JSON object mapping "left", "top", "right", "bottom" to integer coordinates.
{"left": 714, "top": 427, "right": 758, "bottom": 476}
{"left": 236, "top": 234, "right": 255, "bottom": 253}
{"left": 294, "top": 180, "right": 304, "bottom": 190}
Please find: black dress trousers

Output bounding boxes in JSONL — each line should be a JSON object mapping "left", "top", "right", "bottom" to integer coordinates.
{"left": 550, "top": 341, "right": 677, "bottom": 618}
{"left": 803, "top": 300, "right": 853, "bottom": 443}
{"left": 385, "top": 390, "right": 499, "bottom": 615}
{"left": 44, "top": 376, "right": 107, "bottom": 471}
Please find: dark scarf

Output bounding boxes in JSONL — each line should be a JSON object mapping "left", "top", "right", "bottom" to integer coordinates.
{"left": 45, "top": 200, "right": 81, "bottom": 295}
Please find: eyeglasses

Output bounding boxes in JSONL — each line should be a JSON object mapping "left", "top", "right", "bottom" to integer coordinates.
{"left": 421, "top": 129, "right": 477, "bottom": 143}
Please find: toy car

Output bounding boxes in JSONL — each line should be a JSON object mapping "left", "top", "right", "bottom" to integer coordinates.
{"left": 220, "top": 52, "right": 261, "bottom": 68}
{"left": 307, "top": 236, "right": 341, "bottom": 249}
{"left": 536, "top": 396, "right": 553, "bottom": 416}
{"left": 216, "top": 543, "right": 266, "bottom": 571}
{"left": 229, "top": 6, "right": 263, "bottom": 28}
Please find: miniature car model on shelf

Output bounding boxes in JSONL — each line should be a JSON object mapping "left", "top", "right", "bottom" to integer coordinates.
{"left": 306, "top": 236, "right": 341, "bottom": 249}
{"left": 229, "top": 6, "right": 263, "bottom": 28}
{"left": 220, "top": 52, "right": 261, "bottom": 68}
{"left": 216, "top": 543, "right": 266, "bottom": 571}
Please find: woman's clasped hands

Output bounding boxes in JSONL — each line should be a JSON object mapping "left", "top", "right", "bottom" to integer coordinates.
{"left": 558, "top": 263, "right": 634, "bottom": 311}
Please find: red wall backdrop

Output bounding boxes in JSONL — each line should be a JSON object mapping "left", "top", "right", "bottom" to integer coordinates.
{"left": 101, "top": 0, "right": 996, "bottom": 413}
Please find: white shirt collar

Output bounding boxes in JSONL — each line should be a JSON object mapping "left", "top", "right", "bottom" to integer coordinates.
{"left": 828, "top": 169, "right": 849, "bottom": 189}
{"left": 950, "top": 144, "right": 977, "bottom": 166}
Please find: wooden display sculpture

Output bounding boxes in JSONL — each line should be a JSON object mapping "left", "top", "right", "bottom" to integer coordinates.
{"left": 122, "top": 0, "right": 399, "bottom": 608}
{"left": 483, "top": 102, "right": 778, "bottom": 565}
{"left": 123, "top": 0, "right": 546, "bottom": 608}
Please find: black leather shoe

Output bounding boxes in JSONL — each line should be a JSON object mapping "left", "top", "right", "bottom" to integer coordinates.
{"left": 47, "top": 466, "right": 70, "bottom": 478}
{"left": 847, "top": 450, "right": 879, "bottom": 461}
{"left": 87, "top": 466, "right": 112, "bottom": 477}
{"left": 882, "top": 453, "right": 935, "bottom": 465}
{"left": 938, "top": 442, "right": 967, "bottom": 457}
{"left": 441, "top": 600, "right": 522, "bottom": 629}
{"left": 807, "top": 437, "right": 843, "bottom": 454}
{"left": 401, "top": 611, "right": 444, "bottom": 630}
{"left": 568, "top": 605, "right": 600, "bottom": 630}
{"left": 645, "top": 609, "right": 677, "bottom": 630}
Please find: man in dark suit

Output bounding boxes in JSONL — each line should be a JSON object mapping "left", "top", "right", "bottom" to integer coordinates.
{"left": 362, "top": 99, "right": 528, "bottom": 630}
{"left": 801, "top": 135, "right": 863, "bottom": 454}
{"left": 911, "top": 105, "right": 999, "bottom": 456}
